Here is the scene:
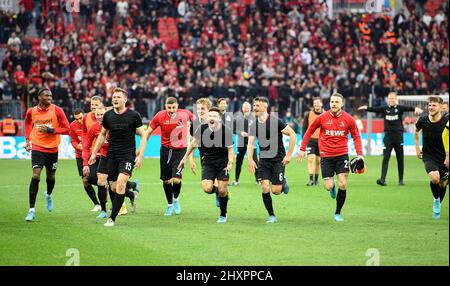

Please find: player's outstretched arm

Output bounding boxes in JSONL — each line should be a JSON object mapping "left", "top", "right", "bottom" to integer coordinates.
{"left": 357, "top": 105, "right": 368, "bottom": 110}
{"left": 247, "top": 136, "right": 257, "bottom": 174}
{"left": 89, "top": 127, "right": 107, "bottom": 165}
{"left": 282, "top": 126, "right": 297, "bottom": 166}
{"left": 144, "top": 126, "right": 154, "bottom": 141}
{"left": 178, "top": 137, "right": 198, "bottom": 172}
{"left": 414, "top": 127, "right": 422, "bottom": 159}
{"left": 135, "top": 126, "right": 147, "bottom": 169}
{"left": 414, "top": 107, "right": 423, "bottom": 115}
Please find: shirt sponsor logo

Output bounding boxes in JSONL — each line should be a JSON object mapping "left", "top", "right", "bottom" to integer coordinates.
{"left": 386, "top": 115, "right": 399, "bottom": 121}
{"left": 325, "top": 130, "right": 345, "bottom": 136}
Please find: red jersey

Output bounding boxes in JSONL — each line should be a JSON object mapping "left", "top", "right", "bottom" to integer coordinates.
{"left": 150, "top": 109, "right": 193, "bottom": 149}
{"left": 300, "top": 110, "right": 363, "bottom": 158}
{"left": 24, "top": 104, "right": 70, "bottom": 153}
{"left": 69, "top": 120, "right": 83, "bottom": 158}
{"left": 82, "top": 112, "right": 97, "bottom": 149}
{"left": 82, "top": 121, "right": 109, "bottom": 166}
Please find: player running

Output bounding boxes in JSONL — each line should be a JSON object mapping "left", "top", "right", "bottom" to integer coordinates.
{"left": 178, "top": 107, "right": 234, "bottom": 223}
{"left": 358, "top": 92, "right": 423, "bottom": 186}
{"left": 247, "top": 97, "right": 297, "bottom": 223}
{"left": 298, "top": 93, "right": 364, "bottom": 222}
{"left": 302, "top": 97, "right": 324, "bottom": 186}
{"left": 89, "top": 88, "right": 146, "bottom": 227}
{"left": 24, "top": 88, "right": 70, "bottom": 222}
{"left": 144, "top": 97, "right": 193, "bottom": 216}
{"left": 414, "top": 96, "right": 449, "bottom": 219}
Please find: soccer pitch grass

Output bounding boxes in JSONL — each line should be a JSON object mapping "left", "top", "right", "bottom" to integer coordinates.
{"left": 0, "top": 156, "right": 447, "bottom": 266}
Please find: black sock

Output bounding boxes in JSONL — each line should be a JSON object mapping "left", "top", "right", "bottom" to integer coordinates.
{"left": 219, "top": 194, "right": 228, "bottom": 217}
{"left": 439, "top": 186, "right": 447, "bottom": 203}
{"left": 46, "top": 178, "right": 55, "bottom": 195}
{"left": 125, "top": 189, "right": 135, "bottom": 201}
{"left": 212, "top": 185, "right": 219, "bottom": 194}
{"left": 335, "top": 189, "right": 347, "bottom": 215}
{"left": 262, "top": 192, "right": 274, "bottom": 216}
{"left": 29, "top": 178, "right": 40, "bottom": 208}
{"left": 108, "top": 188, "right": 115, "bottom": 204}
{"left": 98, "top": 185, "right": 107, "bottom": 212}
{"left": 309, "top": 174, "right": 313, "bottom": 182}
{"left": 110, "top": 193, "right": 125, "bottom": 221}
{"left": 173, "top": 183, "right": 182, "bottom": 199}
{"left": 126, "top": 181, "right": 136, "bottom": 190}
{"left": 163, "top": 183, "right": 173, "bottom": 204}
{"left": 84, "top": 185, "right": 100, "bottom": 205}
{"left": 430, "top": 182, "right": 440, "bottom": 199}
{"left": 314, "top": 174, "right": 319, "bottom": 183}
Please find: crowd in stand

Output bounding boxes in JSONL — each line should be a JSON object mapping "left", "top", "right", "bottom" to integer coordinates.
{"left": 0, "top": 0, "right": 448, "bottom": 125}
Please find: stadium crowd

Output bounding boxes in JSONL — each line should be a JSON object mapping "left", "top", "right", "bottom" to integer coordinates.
{"left": 0, "top": 0, "right": 448, "bottom": 124}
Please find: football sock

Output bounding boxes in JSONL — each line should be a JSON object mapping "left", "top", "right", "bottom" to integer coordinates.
{"left": 126, "top": 181, "right": 137, "bottom": 190}
{"left": 29, "top": 178, "right": 40, "bottom": 208}
{"left": 125, "top": 189, "right": 135, "bottom": 201}
{"left": 262, "top": 192, "right": 274, "bottom": 216}
{"left": 173, "top": 182, "right": 181, "bottom": 199}
{"left": 439, "top": 186, "right": 447, "bottom": 203}
{"left": 97, "top": 185, "right": 107, "bottom": 212}
{"left": 163, "top": 183, "right": 173, "bottom": 204}
{"left": 110, "top": 193, "right": 125, "bottom": 221}
{"left": 335, "top": 189, "right": 347, "bottom": 215}
{"left": 84, "top": 185, "right": 100, "bottom": 205}
{"left": 430, "top": 182, "right": 440, "bottom": 199}
{"left": 219, "top": 194, "right": 228, "bottom": 217}
{"left": 46, "top": 178, "right": 55, "bottom": 196}
{"left": 108, "top": 188, "right": 115, "bottom": 203}
{"left": 309, "top": 174, "right": 313, "bottom": 182}
{"left": 314, "top": 174, "right": 319, "bottom": 183}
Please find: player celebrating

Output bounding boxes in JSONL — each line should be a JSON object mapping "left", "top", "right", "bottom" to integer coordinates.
{"left": 89, "top": 88, "right": 146, "bottom": 227}
{"left": 24, "top": 88, "right": 70, "bottom": 222}
{"left": 247, "top": 97, "right": 297, "bottom": 223}
{"left": 80, "top": 96, "right": 103, "bottom": 211}
{"left": 298, "top": 93, "right": 363, "bottom": 222}
{"left": 230, "top": 102, "right": 259, "bottom": 186}
{"left": 144, "top": 97, "right": 193, "bottom": 216}
{"left": 414, "top": 96, "right": 449, "bottom": 219}
{"left": 178, "top": 107, "right": 234, "bottom": 223}
{"left": 358, "top": 92, "right": 423, "bottom": 186}
{"left": 302, "top": 97, "right": 324, "bottom": 186}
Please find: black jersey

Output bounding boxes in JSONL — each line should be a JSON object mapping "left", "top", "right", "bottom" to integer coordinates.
{"left": 367, "top": 105, "right": 415, "bottom": 134}
{"left": 415, "top": 115, "right": 449, "bottom": 162}
{"left": 193, "top": 123, "right": 233, "bottom": 161}
{"left": 234, "top": 112, "right": 256, "bottom": 147}
{"left": 250, "top": 114, "right": 287, "bottom": 160}
{"left": 102, "top": 108, "right": 143, "bottom": 157}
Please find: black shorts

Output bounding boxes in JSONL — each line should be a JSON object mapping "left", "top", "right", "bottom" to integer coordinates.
{"left": 106, "top": 153, "right": 135, "bottom": 182}
{"left": 31, "top": 150, "right": 58, "bottom": 171}
{"left": 97, "top": 155, "right": 108, "bottom": 174}
{"left": 423, "top": 158, "right": 449, "bottom": 180}
{"left": 76, "top": 157, "right": 83, "bottom": 177}
{"left": 201, "top": 158, "right": 229, "bottom": 181}
{"left": 258, "top": 158, "right": 285, "bottom": 185}
{"left": 321, "top": 154, "right": 350, "bottom": 179}
{"left": 160, "top": 146, "right": 186, "bottom": 181}
{"left": 384, "top": 133, "right": 403, "bottom": 145}
{"left": 306, "top": 139, "right": 320, "bottom": 156}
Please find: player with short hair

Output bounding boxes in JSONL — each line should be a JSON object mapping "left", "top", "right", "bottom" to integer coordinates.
{"left": 89, "top": 88, "right": 147, "bottom": 227}
{"left": 358, "top": 92, "right": 423, "bottom": 186}
{"left": 144, "top": 97, "right": 193, "bottom": 216}
{"left": 247, "top": 97, "right": 297, "bottom": 223}
{"left": 302, "top": 97, "right": 324, "bottom": 186}
{"left": 24, "top": 88, "right": 70, "bottom": 221}
{"left": 414, "top": 96, "right": 449, "bottom": 219}
{"left": 178, "top": 107, "right": 234, "bottom": 223}
{"left": 298, "top": 93, "right": 364, "bottom": 222}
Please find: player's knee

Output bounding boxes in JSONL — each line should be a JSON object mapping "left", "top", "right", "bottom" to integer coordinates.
{"left": 324, "top": 181, "right": 334, "bottom": 190}
{"left": 218, "top": 187, "right": 227, "bottom": 196}
{"left": 31, "top": 173, "right": 40, "bottom": 180}
{"left": 163, "top": 180, "right": 172, "bottom": 185}
{"left": 338, "top": 181, "right": 347, "bottom": 190}
{"left": 439, "top": 180, "right": 448, "bottom": 188}
{"left": 271, "top": 185, "right": 282, "bottom": 195}
{"left": 430, "top": 174, "right": 440, "bottom": 184}
{"left": 261, "top": 183, "right": 270, "bottom": 193}
{"left": 172, "top": 178, "right": 182, "bottom": 185}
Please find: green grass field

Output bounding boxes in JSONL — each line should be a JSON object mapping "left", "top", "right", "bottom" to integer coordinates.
{"left": 0, "top": 156, "right": 448, "bottom": 266}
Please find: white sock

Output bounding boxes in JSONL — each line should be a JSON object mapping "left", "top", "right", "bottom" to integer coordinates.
{"left": 173, "top": 198, "right": 178, "bottom": 202}
{"left": 434, "top": 198, "right": 440, "bottom": 203}
{"left": 29, "top": 208, "right": 35, "bottom": 212}
{"left": 168, "top": 203, "right": 173, "bottom": 207}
